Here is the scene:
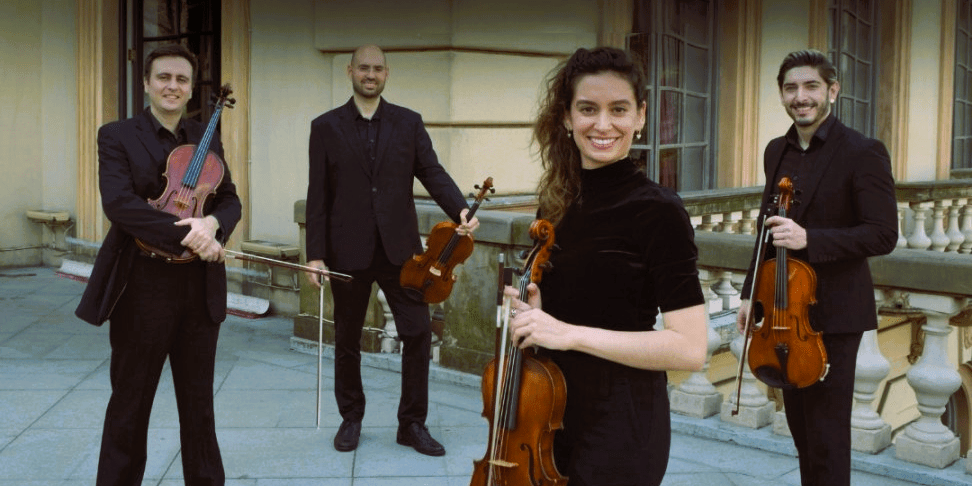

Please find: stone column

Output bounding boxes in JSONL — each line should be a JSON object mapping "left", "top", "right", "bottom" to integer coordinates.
{"left": 907, "top": 202, "right": 932, "bottom": 250}
{"left": 958, "top": 199, "right": 972, "bottom": 254}
{"left": 929, "top": 200, "right": 951, "bottom": 252}
{"left": 896, "top": 202, "right": 909, "bottom": 249}
{"left": 850, "top": 324, "right": 891, "bottom": 453}
{"left": 946, "top": 199, "right": 965, "bottom": 252}
{"left": 895, "top": 293, "right": 963, "bottom": 469}
{"left": 720, "top": 334, "right": 774, "bottom": 428}
{"left": 670, "top": 312, "right": 723, "bottom": 418}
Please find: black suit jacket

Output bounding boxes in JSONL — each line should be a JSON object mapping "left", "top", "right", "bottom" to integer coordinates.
{"left": 742, "top": 117, "right": 898, "bottom": 334}
{"left": 75, "top": 110, "right": 242, "bottom": 326}
{"left": 305, "top": 98, "right": 467, "bottom": 271}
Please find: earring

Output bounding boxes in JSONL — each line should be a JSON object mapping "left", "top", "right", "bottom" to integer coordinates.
{"left": 566, "top": 126, "right": 572, "bottom": 138}
{"left": 635, "top": 130, "right": 641, "bottom": 139}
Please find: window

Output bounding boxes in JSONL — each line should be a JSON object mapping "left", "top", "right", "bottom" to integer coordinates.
{"left": 828, "top": 0, "right": 877, "bottom": 136}
{"left": 954, "top": 0, "right": 972, "bottom": 171}
{"left": 120, "top": 0, "right": 221, "bottom": 123}
{"left": 628, "top": 0, "right": 717, "bottom": 192}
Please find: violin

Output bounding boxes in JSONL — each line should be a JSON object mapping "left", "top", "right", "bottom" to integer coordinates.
{"left": 135, "top": 84, "right": 236, "bottom": 262}
{"left": 733, "top": 177, "right": 828, "bottom": 413}
{"left": 400, "top": 177, "right": 494, "bottom": 303}
{"left": 470, "top": 219, "right": 568, "bottom": 486}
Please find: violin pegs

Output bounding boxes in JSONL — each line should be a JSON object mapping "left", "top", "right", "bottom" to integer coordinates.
{"left": 539, "top": 261, "right": 554, "bottom": 272}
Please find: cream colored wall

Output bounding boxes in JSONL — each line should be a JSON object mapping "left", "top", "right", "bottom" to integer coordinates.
{"left": 247, "top": 0, "right": 595, "bottom": 245}
{"left": 906, "top": 0, "right": 943, "bottom": 182}
{"left": 756, "top": 0, "right": 811, "bottom": 187}
{"left": 248, "top": 0, "right": 332, "bottom": 244}
{"left": 0, "top": 0, "right": 76, "bottom": 266}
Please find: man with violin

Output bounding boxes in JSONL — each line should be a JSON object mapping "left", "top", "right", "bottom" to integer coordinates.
{"left": 304, "top": 44, "right": 478, "bottom": 456}
{"left": 76, "top": 44, "right": 241, "bottom": 485}
{"left": 735, "top": 50, "right": 897, "bottom": 486}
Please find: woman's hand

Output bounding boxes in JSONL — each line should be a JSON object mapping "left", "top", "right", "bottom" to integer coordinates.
{"left": 504, "top": 283, "right": 574, "bottom": 351}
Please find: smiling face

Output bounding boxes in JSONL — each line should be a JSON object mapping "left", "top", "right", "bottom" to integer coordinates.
{"left": 143, "top": 55, "right": 193, "bottom": 118}
{"left": 348, "top": 46, "right": 388, "bottom": 100}
{"left": 565, "top": 71, "right": 646, "bottom": 170}
{"left": 780, "top": 65, "right": 840, "bottom": 132}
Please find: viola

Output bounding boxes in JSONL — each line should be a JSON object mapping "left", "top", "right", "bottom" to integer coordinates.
{"left": 470, "top": 219, "right": 568, "bottom": 486}
{"left": 400, "top": 177, "right": 494, "bottom": 303}
{"left": 733, "top": 177, "right": 829, "bottom": 414}
{"left": 135, "top": 84, "right": 235, "bottom": 262}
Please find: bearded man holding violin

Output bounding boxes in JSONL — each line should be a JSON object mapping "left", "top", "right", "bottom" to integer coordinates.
{"left": 735, "top": 50, "right": 897, "bottom": 486}
{"left": 76, "top": 44, "right": 241, "bottom": 486}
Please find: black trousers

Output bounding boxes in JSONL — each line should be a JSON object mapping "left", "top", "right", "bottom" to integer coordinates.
{"left": 97, "top": 254, "right": 224, "bottom": 486}
{"left": 329, "top": 241, "right": 432, "bottom": 427}
{"left": 783, "top": 331, "right": 862, "bottom": 486}
{"left": 552, "top": 356, "right": 671, "bottom": 486}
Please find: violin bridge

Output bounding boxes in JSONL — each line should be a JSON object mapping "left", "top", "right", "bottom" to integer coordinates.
{"left": 488, "top": 459, "right": 518, "bottom": 468}
{"left": 429, "top": 267, "right": 442, "bottom": 276}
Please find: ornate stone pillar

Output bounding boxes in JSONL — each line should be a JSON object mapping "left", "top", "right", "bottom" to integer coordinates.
{"left": 946, "top": 199, "right": 964, "bottom": 252}
{"left": 930, "top": 200, "right": 951, "bottom": 252}
{"left": 720, "top": 334, "right": 774, "bottom": 428}
{"left": 907, "top": 202, "right": 932, "bottom": 250}
{"left": 670, "top": 311, "right": 722, "bottom": 418}
{"left": 958, "top": 199, "right": 972, "bottom": 254}
{"left": 896, "top": 202, "right": 909, "bottom": 249}
{"left": 895, "top": 293, "right": 963, "bottom": 469}
{"left": 850, "top": 290, "right": 892, "bottom": 453}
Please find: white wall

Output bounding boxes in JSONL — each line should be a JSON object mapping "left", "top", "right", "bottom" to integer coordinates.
{"left": 0, "top": 0, "right": 77, "bottom": 266}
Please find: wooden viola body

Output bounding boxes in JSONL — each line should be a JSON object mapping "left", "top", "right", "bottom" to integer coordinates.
{"left": 747, "top": 256, "right": 827, "bottom": 389}
{"left": 470, "top": 219, "right": 567, "bottom": 486}
{"left": 400, "top": 221, "right": 474, "bottom": 303}
{"left": 400, "top": 177, "right": 493, "bottom": 303}
{"left": 135, "top": 84, "right": 235, "bottom": 263}
{"left": 471, "top": 348, "right": 567, "bottom": 486}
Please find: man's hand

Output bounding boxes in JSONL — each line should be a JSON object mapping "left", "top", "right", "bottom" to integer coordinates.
{"left": 176, "top": 216, "right": 223, "bottom": 262}
{"left": 766, "top": 216, "right": 807, "bottom": 250}
{"left": 456, "top": 208, "right": 480, "bottom": 236}
{"left": 305, "top": 259, "right": 329, "bottom": 288}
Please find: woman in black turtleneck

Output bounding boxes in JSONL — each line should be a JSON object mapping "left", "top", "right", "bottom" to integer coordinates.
{"left": 504, "top": 47, "right": 709, "bottom": 486}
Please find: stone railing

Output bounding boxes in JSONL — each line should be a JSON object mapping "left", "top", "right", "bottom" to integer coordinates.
{"left": 685, "top": 230, "right": 972, "bottom": 478}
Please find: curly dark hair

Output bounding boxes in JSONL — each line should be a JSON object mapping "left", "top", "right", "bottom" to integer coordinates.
{"left": 143, "top": 43, "right": 198, "bottom": 85}
{"left": 533, "top": 47, "right": 647, "bottom": 226}
{"left": 776, "top": 49, "right": 838, "bottom": 89}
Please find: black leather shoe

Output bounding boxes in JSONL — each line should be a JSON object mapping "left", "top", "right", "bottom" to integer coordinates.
{"left": 334, "top": 419, "right": 361, "bottom": 452}
{"left": 396, "top": 422, "right": 445, "bottom": 456}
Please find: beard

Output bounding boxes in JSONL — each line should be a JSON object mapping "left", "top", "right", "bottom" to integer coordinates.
{"left": 789, "top": 99, "right": 831, "bottom": 127}
{"left": 353, "top": 78, "right": 384, "bottom": 99}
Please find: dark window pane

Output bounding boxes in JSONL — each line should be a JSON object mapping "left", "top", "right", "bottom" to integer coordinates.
{"left": 842, "top": 12, "right": 855, "bottom": 52}
{"left": 681, "top": 146, "right": 704, "bottom": 191}
{"left": 682, "top": 0, "right": 710, "bottom": 45}
{"left": 661, "top": 35, "right": 682, "bottom": 87}
{"left": 684, "top": 95, "right": 706, "bottom": 143}
{"left": 855, "top": 100, "right": 869, "bottom": 134}
{"left": 955, "top": 102, "right": 964, "bottom": 137}
{"left": 685, "top": 44, "right": 708, "bottom": 93}
{"left": 840, "top": 54, "right": 854, "bottom": 92}
{"left": 659, "top": 91, "right": 682, "bottom": 144}
{"left": 856, "top": 61, "right": 869, "bottom": 99}
{"left": 659, "top": 147, "right": 680, "bottom": 189}
{"left": 859, "top": 22, "right": 871, "bottom": 59}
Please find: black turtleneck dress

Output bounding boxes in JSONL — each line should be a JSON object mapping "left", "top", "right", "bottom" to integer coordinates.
{"left": 538, "top": 158, "right": 705, "bottom": 486}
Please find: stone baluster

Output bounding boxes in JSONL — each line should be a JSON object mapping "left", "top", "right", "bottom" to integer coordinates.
{"left": 738, "top": 208, "right": 758, "bottom": 235}
{"left": 720, "top": 211, "right": 737, "bottom": 234}
{"left": 697, "top": 214, "right": 715, "bottom": 233}
{"left": 907, "top": 202, "right": 932, "bottom": 250}
{"left": 929, "top": 200, "right": 951, "bottom": 252}
{"left": 896, "top": 202, "right": 908, "bottom": 249}
{"left": 670, "top": 311, "right": 723, "bottom": 418}
{"left": 376, "top": 289, "right": 401, "bottom": 353}
{"left": 713, "top": 271, "right": 740, "bottom": 312}
{"left": 946, "top": 199, "right": 965, "bottom": 252}
{"left": 850, "top": 289, "right": 892, "bottom": 453}
{"left": 959, "top": 199, "right": 972, "bottom": 254}
{"left": 895, "top": 293, "right": 963, "bottom": 468}
{"left": 720, "top": 333, "right": 775, "bottom": 428}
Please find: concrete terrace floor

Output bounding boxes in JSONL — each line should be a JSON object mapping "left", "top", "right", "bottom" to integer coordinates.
{"left": 1, "top": 266, "right": 967, "bottom": 485}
